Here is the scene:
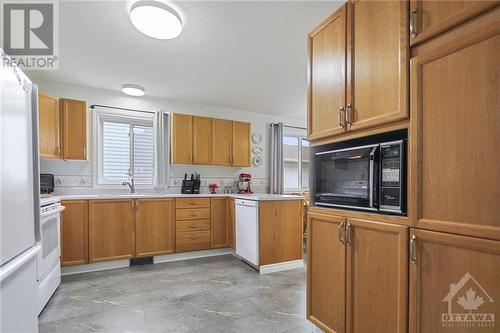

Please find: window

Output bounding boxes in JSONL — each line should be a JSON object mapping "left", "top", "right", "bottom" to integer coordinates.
{"left": 283, "top": 129, "right": 309, "bottom": 192}
{"left": 94, "top": 108, "right": 163, "bottom": 187}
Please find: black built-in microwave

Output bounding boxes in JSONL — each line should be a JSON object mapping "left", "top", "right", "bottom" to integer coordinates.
{"left": 311, "top": 130, "right": 406, "bottom": 215}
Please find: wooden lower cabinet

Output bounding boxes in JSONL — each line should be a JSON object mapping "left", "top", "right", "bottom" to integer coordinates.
{"left": 60, "top": 200, "right": 88, "bottom": 266}
{"left": 345, "top": 218, "right": 408, "bottom": 333}
{"left": 89, "top": 200, "right": 135, "bottom": 262}
{"left": 135, "top": 199, "right": 174, "bottom": 257}
{"left": 227, "top": 198, "right": 235, "bottom": 249}
{"left": 260, "top": 200, "right": 303, "bottom": 265}
{"left": 307, "top": 211, "right": 409, "bottom": 333}
{"left": 409, "top": 228, "right": 500, "bottom": 333}
{"left": 307, "top": 212, "right": 346, "bottom": 333}
{"left": 211, "top": 198, "right": 227, "bottom": 248}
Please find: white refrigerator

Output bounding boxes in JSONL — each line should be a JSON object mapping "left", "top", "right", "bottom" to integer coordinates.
{"left": 0, "top": 49, "right": 41, "bottom": 332}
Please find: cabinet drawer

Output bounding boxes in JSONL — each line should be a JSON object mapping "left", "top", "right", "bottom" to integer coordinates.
{"left": 176, "top": 219, "right": 210, "bottom": 232}
{"left": 176, "top": 208, "right": 210, "bottom": 220}
{"left": 176, "top": 230, "right": 211, "bottom": 252}
{"left": 176, "top": 198, "right": 210, "bottom": 209}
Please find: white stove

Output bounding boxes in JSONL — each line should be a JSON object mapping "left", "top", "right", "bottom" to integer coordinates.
{"left": 37, "top": 198, "right": 64, "bottom": 314}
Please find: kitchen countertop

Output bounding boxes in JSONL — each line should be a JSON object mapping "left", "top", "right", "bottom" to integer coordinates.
{"left": 53, "top": 193, "right": 304, "bottom": 201}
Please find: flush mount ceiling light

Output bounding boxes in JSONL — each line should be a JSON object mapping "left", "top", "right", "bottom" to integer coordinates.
{"left": 130, "top": 1, "right": 183, "bottom": 40}
{"left": 121, "top": 84, "right": 145, "bottom": 96}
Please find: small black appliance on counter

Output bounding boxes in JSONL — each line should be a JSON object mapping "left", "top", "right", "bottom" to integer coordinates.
{"left": 40, "top": 173, "right": 55, "bottom": 194}
{"left": 181, "top": 173, "right": 201, "bottom": 194}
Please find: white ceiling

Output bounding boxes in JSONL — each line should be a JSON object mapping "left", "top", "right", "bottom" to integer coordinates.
{"left": 29, "top": 1, "right": 343, "bottom": 120}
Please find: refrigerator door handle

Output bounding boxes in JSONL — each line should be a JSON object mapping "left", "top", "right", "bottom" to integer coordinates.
{"left": 31, "top": 84, "right": 41, "bottom": 242}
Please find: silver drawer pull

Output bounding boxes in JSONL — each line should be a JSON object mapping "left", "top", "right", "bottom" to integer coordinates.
{"left": 410, "top": 9, "right": 417, "bottom": 38}
{"left": 189, "top": 235, "right": 199, "bottom": 240}
{"left": 410, "top": 235, "right": 417, "bottom": 264}
{"left": 338, "top": 106, "right": 345, "bottom": 128}
{"left": 346, "top": 223, "right": 352, "bottom": 246}
{"left": 189, "top": 224, "right": 199, "bottom": 228}
{"left": 338, "top": 222, "right": 344, "bottom": 244}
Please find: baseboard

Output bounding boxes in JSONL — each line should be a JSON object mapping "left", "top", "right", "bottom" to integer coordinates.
{"left": 62, "top": 260, "right": 130, "bottom": 276}
{"left": 154, "top": 248, "right": 233, "bottom": 263}
{"left": 61, "top": 249, "right": 234, "bottom": 276}
{"left": 259, "top": 259, "right": 304, "bottom": 275}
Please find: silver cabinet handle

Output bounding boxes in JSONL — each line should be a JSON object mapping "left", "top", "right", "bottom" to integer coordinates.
{"left": 189, "top": 224, "right": 199, "bottom": 228}
{"left": 338, "top": 222, "right": 344, "bottom": 244}
{"left": 189, "top": 235, "right": 199, "bottom": 240}
{"left": 345, "top": 104, "right": 352, "bottom": 127}
{"left": 410, "top": 235, "right": 417, "bottom": 263}
{"left": 338, "top": 106, "right": 345, "bottom": 128}
{"left": 410, "top": 9, "right": 417, "bottom": 38}
{"left": 346, "top": 223, "right": 352, "bottom": 246}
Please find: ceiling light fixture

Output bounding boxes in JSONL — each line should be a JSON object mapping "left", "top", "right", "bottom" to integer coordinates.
{"left": 121, "top": 84, "right": 145, "bottom": 97}
{"left": 130, "top": 1, "right": 183, "bottom": 40}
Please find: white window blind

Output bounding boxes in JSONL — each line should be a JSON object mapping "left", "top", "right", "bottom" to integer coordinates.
{"left": 133, "top": 125, "right": 154, "bottom": 184}
{"left": 102, "top": 121, "right": 130, "bottom": 183}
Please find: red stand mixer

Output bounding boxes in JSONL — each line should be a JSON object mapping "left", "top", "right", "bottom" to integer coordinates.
{"left": 237, "top": 173, "right": 253, "bottom": 194}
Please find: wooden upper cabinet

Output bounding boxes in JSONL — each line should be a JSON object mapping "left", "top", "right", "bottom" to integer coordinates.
{"left": 345, "top": 218, "right": 408, "bottom": 333}
{"left": 88, "top": 200, "right": 135, "bottom": 262}
{"left": 171, "top": 113, "right": 193, "bottom": 164}
{"left": 135, "top": 199, "right": 175, "bottom": 257}
{"left": 60, "top": 200, "right": 88, "bottom": 266}
{"left": 61, "top": 98, "right": 86, "bottom": 160}
{"left": 231, "top": 121, "right": 251, "bottom": 167}
{"left": 192, "top": 116, "right": 212, "bottom": 165}
{"left": 308, "top": 5, "right": 347, "bottom": 141}
{"left": 211, "top": 118, "right": 232, "bottom": 166}
{"left": 38, "top": 93, "right": 61, "bottom": 159}
{"left": 210, "top": 198, "right": 227, "bottom": 248}
{"left": 227, "top": 198, "right": 235, "bottom": 249}
{"left": 410, "top": 23, "right": 500, "bottom": 240}
{"left": 307, "top": 212, "right": 346, "bottom": 333}
{"left": 410, "top": 0, "right": 499, "bottom": 46}
{"left": 409, "top": 229, "right": 500, "bottom": 333}
{"left": 346, "top": 0, "right": 408, "bottom": 132}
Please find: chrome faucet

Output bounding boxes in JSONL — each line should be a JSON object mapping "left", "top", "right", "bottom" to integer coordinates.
{"left": 122, "top": 169, "right": 135, "bottom": 194}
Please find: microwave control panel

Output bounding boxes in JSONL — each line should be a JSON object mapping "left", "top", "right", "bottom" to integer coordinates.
{"left": 380, "top": 141, "right": 404, "bottom": 213}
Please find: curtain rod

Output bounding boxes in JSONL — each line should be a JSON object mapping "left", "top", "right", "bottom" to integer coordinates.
{"left": 269, "top": 123, "right": 306, "bottom": 130}
{"left": 90, "top": 104, "right": 161, "bottom": 114}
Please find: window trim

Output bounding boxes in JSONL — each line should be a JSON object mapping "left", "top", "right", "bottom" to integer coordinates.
{"left": 92, "top": 108, "right": 160, "bottom": 189}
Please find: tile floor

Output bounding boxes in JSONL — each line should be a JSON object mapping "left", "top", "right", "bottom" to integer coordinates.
{"left": 39, "top": 255, "right": 321, "bottom": 332}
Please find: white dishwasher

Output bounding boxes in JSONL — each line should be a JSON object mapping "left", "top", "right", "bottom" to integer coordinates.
{"left": 235, "top": 199, "right": 259, "bottom": 267}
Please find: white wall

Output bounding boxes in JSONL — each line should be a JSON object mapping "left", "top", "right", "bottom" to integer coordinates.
{"left": 32, "top": 79, "right": 306, "bottom": 195}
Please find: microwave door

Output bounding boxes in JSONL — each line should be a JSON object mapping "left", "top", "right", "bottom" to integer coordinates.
{"left": 314, "top": 144, "right": 378, "bottom": 210}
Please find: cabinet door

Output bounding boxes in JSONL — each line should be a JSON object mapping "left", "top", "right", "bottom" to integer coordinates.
{"left": 410, "top": 23, "right": 500, "bottom": 240}
{"left": 227, "top": 198, "right": 235, "bottom": 249}
{"left": 192, "top": 116, "right": 212, "bottom": 165}
{"left": 211, "top": 198, "right": 227, "bottom": 248}
{"left": 60, "top": 200, "right": 88, "bottom": 266}
{"left": 260, "top": 200, "right": 303, "bottom": 265}
{"left": 171, "top": 113, "right": 193, "bottom": 164}
{"left": 89, "top": 200, "right": 135, "bottom": 262}
{"left": 231, "top": 121, "right": 251, "bottom": 166}
{"left": 61, "top": 98, "right": 86, "bottom": 160}
{"left": 212, "top": 118, "right": 232, "bottom": 166}
{"left": 409, "top": 229, "right": 500, "bottom": 333}
{"left": 38, "top": 93, "right": 61, "bottom": 159}
{"left": 346, "top": 1, "right": 408, "bottom": 131}
{"left": 307, "top": 5, "right": 347, "bottom": 141}
{"left": 410, "top": 0, "right": 498, "bottom": 46}
{"left": 345, "top": 218, "right": 408, "bottom": 333}
{"left": 135, "top": 199, "right": 174, "bottom": 257}
{"left": 307, "top": 212, "right": 346, "bottom": 333}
